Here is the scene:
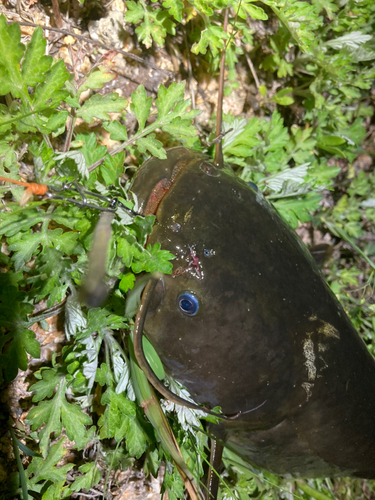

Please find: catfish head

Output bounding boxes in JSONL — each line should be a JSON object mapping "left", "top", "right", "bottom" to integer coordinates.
{"left": 131, "top": 147, "right": 375, "bottom": 478}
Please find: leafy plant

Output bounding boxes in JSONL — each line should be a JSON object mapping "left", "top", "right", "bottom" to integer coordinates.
{"left": 0, "top": 0, "right": 374, "bottom": 498}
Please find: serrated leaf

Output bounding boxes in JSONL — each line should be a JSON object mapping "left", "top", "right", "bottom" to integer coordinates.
{"left": 137, "top": 135, "right": 167, "bottom": 159}
{"left": 76, "top": 132, "right": 106, "bottom": 169}
{"left": 104, "top": 120, "right": 128, "bottom": 141}
{"left": 223, "top": 117, "right": 262, "bottom": 157}
{"left": 162, "top": 0, "right": 184, "bottom": 22}
{"left": 78, "top": 65, "right": 116, "bottom": 96}
{"left": 241, "top": 1, "right": 268, "bottom": 20}
{"left": 0, "top": 15, "right": 25, "bottom": 98}
{"left": 101, "top": 152, "right": 126, "bottom": 186}
{"left": 326, "top": 31, "right": 372, "bottom": 50}
{"left": 27, "top": 439, "right": 73, "bottom": 483}
{"left": 21, "top": 27, "right": 53, "bottom": 86}
{"left": 54, "top": 150, "right": 88, "bottom": 179}
{"left": 30, "top": 369, "right": 63, "bottom": 402}
{"left": 162, "top": 118, "right": 198, "bottom": 138}
{"left": 0, "top": 208, "right": 46, "bottom": 237}
{"left": 77, "top": 93, "right": 128, "bottom": 124}
{"left": 263, "top": 164, "right": 310, "bottom": 193}
{"left": 156, "top": 82, "right": 186, "bottom": 119}
{"left": 125, "top": 1, "right": 145, "bottom": 23}
{"left": 8, "top": 232, "right": 42, "bottom": 270}
{"left": 69, "top": 462, "right": 101, "bottom": 492}
{"left": 191, "top": 25, "right": 228, "bottom": 57}
{"left": 44, "top": 110, "right": 69, "bottom": 135}
{"left": 27, "top": 379, "right": 92, "bottom": 456}
{"left": 273, "top": 192, "right": 322, "bottom": 228}
{"left": 131, "top": 85, "right": 152, "bottom": 131}
{"left": 61, "top": 396, "right": 93, "bottom": 448}
{"left": 27, "top": 247, "right": 77, "bottom": 305}
{"left": 131, "top": 242, "right": 174, "bottom": 274}
{"left": 124, "top": 416, "right": 148, "bottom": 457}
{"left": 33, "top": 59, "right": 70, "bottom": 108}
{"left": 263, "top": 110, "right": 290, "bottom": 151}
{"left": 119, "top": 272, "right": 136, "bottom": 293}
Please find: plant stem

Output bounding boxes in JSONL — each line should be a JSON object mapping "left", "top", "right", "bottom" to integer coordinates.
{"left": 296, "top": 480, "right": 333, "bottom": 500}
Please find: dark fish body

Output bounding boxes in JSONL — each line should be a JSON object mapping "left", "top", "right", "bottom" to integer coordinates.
{"left": 131, "top": 147, "right": 375, "bottom": 478}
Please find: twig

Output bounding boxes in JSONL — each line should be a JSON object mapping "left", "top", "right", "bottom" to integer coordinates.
{"left": 184, "top": 31, "right": 195, "bottom": 110}
{"left": 51, "top": 0, "right": 63, "bottom": 28}
{"left": 245, "top": 53, "right": 260, "bottom": 89}
{"left": 214, "top": 8, "right": 229, "bottom": 167}
{"left": 5, "top": 19, "right": 174, "bottom": 78}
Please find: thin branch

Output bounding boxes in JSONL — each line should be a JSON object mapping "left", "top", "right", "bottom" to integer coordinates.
{"left": 245, "top": 53, "right": 260, "bottom": 89}
{"left": 5, "top": 19, "right": 174, "bottom": 78}
{"left": 51, "top": 0, "right": 63, "bottom": 28}
{"left": 214, "top": 8, "right": 229, "bottom": 167}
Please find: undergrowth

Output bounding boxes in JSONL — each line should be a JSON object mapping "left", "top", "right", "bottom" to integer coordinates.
{"left": 0, "top": 0, "right": 374, "bottom": 498}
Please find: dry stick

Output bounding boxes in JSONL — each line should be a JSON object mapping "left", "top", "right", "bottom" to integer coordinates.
{"left": 214, "top": 9, "right": 229, "bottom": 167}
{"left": 245, "top": 53, "right": 260, "bottom": 89}
{"left": 51, "top": 0, "right": 63, "bottom": 28}
{"left": 6, "top": 19, "right": 174, "bottom": 78}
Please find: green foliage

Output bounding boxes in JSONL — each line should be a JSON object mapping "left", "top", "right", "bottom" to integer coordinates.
{"left": 1, "top": 2, "right": 374, "bottom": 499}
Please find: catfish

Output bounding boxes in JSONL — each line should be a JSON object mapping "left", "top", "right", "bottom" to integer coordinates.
{"left": 131, "top": 146, "right": 375, "bottom": 479}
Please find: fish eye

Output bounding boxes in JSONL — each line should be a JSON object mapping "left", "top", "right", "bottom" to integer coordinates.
{"left": 178, "top": 292, "right": 199, "bottom": 316}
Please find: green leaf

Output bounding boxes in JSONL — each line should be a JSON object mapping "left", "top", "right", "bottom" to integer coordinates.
{"left": 191, "top": 25, "right": 229, "bottom": 57}
{"left": 271, "top": 87, "right": 294, "bottom": 106}
{"left": 124, "top": 416, "right": 148, "bottom": 457}
{"left": 8, "top": 232, "right": 42, "bottom": 270}
{"left": 33, "top": 59, "right": 70, "bottom": 108}
{"left": 104, "top": 120, "right": 128, "bottom": 141}
{"left": 156, "top": 81, "right": 185, "bottom": 119}
{"left": 143, "top": 336, "right": 165, "bottom": 380}
{"left": 162, "top": 0, "right": 184, "bottom": 22}
{"left": 262, "top": 0, "right": 323, "bottom": 51}
{"left": 55, "top": 150, "right": 88, "bottom": 179}
{"left": 27, "top": 248, "right": 76, "bottom": 305}
{"left": 27, "top": 380, "right": 92, "bottom": 456}
{"left": 61, "top": 397, "right": 93, "bottom": 449}
{"left": 101, "top": 152, "right": 126, "bottom": 186}
{"left": 0, "top": 15, "right": 25, "bottom": 98}
{"left": 131, "top": 242, "right": 174, "bottom": 274}
{"left": 78, "top": 65, "right": 116, "bottom": 96}
{"left": 137, "top": 135, "right": 167, "bottom": 159}
{"left": 77, "top": 93, "right": 128, "bottom": 124}
{"left": 241, "top": 1, "right": 268, "bottom": 20}
{"left": 1, "top": 329, "right": 40, "bottom": 381}
{"left": 30, "top": 368, "right": 63, "bottom": 402}
{"left": 27, "top": 439, "right": 73, "bottom": 484}
{"left": 76, "top": 132, "right": 107, "bottom": 168}
{"left": 69, "top": 462, "right": 101, "bottom": 492}
{"left": 131, "top": 85, "right": 152, "bottom": 132}
{"left": 119, "top": 272, "right": 136, "bottom": 293}
{"left": 273, "top": 192, "right": 322, "bottom": 228}
{"left": 162, "top": 118, "right": 198, "bottom": 138}
{"left": 21, "top": 27, "right": 53, "bottom": 86}
{"left": 223, "top": 117, "right": 262, "bottom": 157}
{"left": 125, "top": 1, "right": 145, "bottom": 23}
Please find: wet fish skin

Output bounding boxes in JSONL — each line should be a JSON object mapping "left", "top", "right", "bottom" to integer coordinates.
{"left": 131, "top": 147, "right": 375, "bottom": 478}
